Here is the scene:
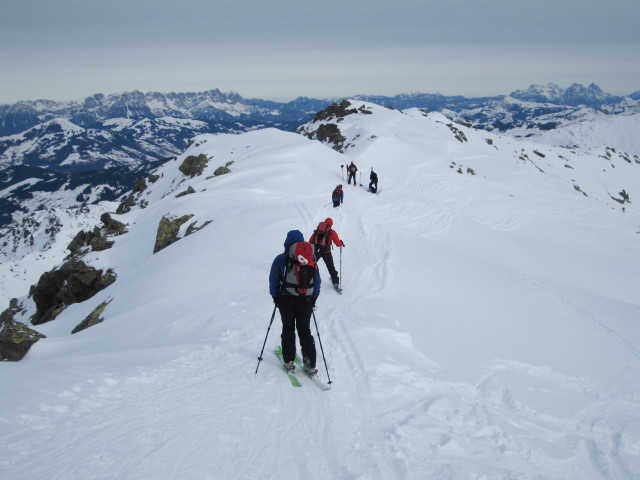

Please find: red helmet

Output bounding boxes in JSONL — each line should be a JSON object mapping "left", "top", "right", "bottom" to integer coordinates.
{"left": 324, "top": 218, "right": 333, "bottom": 226}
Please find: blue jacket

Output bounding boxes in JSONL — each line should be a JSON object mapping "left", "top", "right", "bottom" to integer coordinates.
{"left": 269, "top": 230, "right": 321, "bottom": 298}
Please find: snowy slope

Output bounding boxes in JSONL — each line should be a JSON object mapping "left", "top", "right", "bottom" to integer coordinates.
{"left": 511, "top": 110, "right": 640, "bottom": 155}
{"left": 1, "top": 104, "right": 640, "bottom": 480}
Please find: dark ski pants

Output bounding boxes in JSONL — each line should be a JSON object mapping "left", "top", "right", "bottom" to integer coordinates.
{"left": 348, "top": 172, "right": 357, "bottom": 185}
{"left": 332, "top": 200, "right": 341, "bottom": 208}
{"left": 317, "top": 250, "right": 339, "bottom": 285}
{"left": 278, "top": 295, "right": 316, "bottom": 367}
{"left": 369, "top": 181, "right": 377, "bottom": 193}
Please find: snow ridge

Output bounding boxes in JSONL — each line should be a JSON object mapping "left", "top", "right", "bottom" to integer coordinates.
{"left": 1, "top": 103, "right": 639, "bottom": 479}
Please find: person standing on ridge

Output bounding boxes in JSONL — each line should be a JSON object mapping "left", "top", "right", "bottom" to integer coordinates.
{"left": 332, "top": 184, "right": 344, "bottom": 208}
{"left": 347, "top": 161, "right": 358, "bottom": 186}
{"left": 310, "top": 218, "right": 345, "bottom": 291}
{"left": 369, "top": 168, "right": 378, "bottom": 193}
{"left": 269, "top": 230, "right": 321, "bottom": 375}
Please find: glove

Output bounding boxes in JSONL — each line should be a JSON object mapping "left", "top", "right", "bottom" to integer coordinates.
{"left": 307, "top": 297, "right": 317, "bottom": 307}
{"left": 341, "top": 242, "right": 346, "bottom": 248}
{"left": 273, "top": 296, "right": 279, "bottom": 306}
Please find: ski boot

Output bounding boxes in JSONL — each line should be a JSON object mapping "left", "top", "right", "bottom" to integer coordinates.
{"left": 303, "top": 357, "right": 318, "bottom": 376}
{"left": 285, "top": 361, "right": 295, "bottom": 374}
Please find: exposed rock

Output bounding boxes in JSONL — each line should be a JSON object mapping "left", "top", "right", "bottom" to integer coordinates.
{"left": 446, "top": 123, "right": 468, "bottom": 143}
{"left": 132, "top": 177, "right": 147, "bottom": 194}
{"left": 153, "top": 214, "right": 195, "bottom": 253}
{"left": 317, "top": 124, "right": 345, "bottom": 144}
{"left": 100, "top": 213, "right": 127, "bottom": 236}
{"left": 312, "top": 100, "right": 358, "bottom": 122}
{"left": 72, "top": 299, "right": 112, "bottom": 334}
{"left": 67, "top": 229, "right": 93, "bottom": 254}
{"left": 213, "top": 166, "right": 231, "bottom": 176}
{"left": 175, "top": 186, "right": 196, "bottom": 198}
{"left": 67, "top": 213, "right": 127, "bottom": 256}
{"left": 0, "top": 300, "right": 46, "bottom": 361}
{"left": 67, "top": 227, "right": 114, "bottom": 254}
{"left": 30, "top": 260, "right": 116, "bottom": 325}
{"left": 116, "top": 177, "right": 148, "bottom": 214}
{"left": 115, "top": 193, "right": 136, "bottom": 214}
{"left": 186, "top": 220, "right": 213, "bottom": 236}
{"left": 296, "top": 100, "right": 371, "bottom": 151}
{"left": 611, "top": 189, "right": 630, "bottom": 204}
{"left": 179, "top": 154, "right": 209, "bottom": 177}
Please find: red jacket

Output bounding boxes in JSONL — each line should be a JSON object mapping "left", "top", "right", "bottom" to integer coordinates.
{"left": 309, "top": 228, "right": 344, "bottom": 253}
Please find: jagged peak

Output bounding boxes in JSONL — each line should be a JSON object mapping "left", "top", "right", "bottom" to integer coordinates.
{"left": 510, "top": 82, "right": 620, "bottom": 106}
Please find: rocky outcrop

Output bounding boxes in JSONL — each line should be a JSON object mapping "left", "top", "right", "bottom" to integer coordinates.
{"left": 116, "top": 176, "right": 149, "bottom": 214}
{"left": 296, "top": 100, "right": 374, "bottom": 152}
{"left": 186, "top": 220, "right": 212, "bottom": 236}
{"left": 315, "top": 124, "right": 347, "bottom": 151}
{"left": 175, "top": 186, "right": 196, "bottom": 198}
{"left": 611, "top": 189, "right": 631, "bottom": 205}
{"left": 152, "top": 214, "right": 213, "bottom": 253}
{"left": 67, "top": 213, "right": 127, "bottom": 255}
{"left": 30, "top": 260, "right": 116, "bottom": 325}
{"left": 213, "top": 165, "right": 231, "bottom": 176}
{"left": 153, "top": 214, "right": 195, "bottom": 253}
{"left": 312, "top": 100, "right": 359, "bottom": 122}
{"left": 0, "top": 299, "right": 46, "bottom": 361}
{"left": 71, "top": 299, "right": 112, "bottom": 334}
{"left": 100, "top": 212, "right": 127, "bottom": 235}
{"left": 179, "top": 154, "right": 209, "bottom": 177}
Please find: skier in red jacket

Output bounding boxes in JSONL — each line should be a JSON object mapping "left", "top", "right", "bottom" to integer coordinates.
{"left": 309, "top": 217, "right": 345, "bottom": 289}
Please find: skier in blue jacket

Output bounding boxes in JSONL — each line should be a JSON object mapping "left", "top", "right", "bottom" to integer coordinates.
{"left": 332, "top": 184, "right": 344, "bottom": 208}
{"left": 269, "top": 230, "right": 321, "bottom": 375}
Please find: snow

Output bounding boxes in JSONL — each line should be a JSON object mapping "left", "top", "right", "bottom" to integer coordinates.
{"left": 102, "top": 118, "right": 135, "bottom": 129}
{"left": 513, "top": 113, "right": 640, "bottom": 155}
{"left": 0, "top": 177, "right": 41, "bottom": 197}
{"left": 1, "top": 103, "right": 640, "bottom": 479}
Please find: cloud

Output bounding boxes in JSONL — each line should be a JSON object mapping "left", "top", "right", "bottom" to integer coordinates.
{"left": 1, "top": 0, "right": 639, "bottom": 103}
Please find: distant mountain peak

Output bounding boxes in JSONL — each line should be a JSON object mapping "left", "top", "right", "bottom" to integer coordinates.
{"left": 509, "top": 82, "right": 621, "bottom": 107}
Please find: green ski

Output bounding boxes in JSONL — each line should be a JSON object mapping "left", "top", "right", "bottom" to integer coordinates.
{"left": 274, "top": 346, "right": 302, "bottom": 387}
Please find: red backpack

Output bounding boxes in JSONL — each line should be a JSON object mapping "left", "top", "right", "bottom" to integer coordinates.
{"left": 313, "top": 222, "right": 332, "bottom": 251}
{"left": 283, "top": 242, "right": 317, "bottom": 296}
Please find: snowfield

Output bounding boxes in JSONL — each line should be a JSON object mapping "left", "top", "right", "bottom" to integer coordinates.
{"left": 1, "top": 102, "right": 639, "bottom": 480}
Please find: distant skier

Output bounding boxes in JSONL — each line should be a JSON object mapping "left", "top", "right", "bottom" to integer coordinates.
{"left": 347, "top": 161, "right": 358, "bottom": 186}
{"left": 332, "top": 184, "right": 344, "bottom": 208}
{"left": 269, "top": 230, "right": 320, "bottom": 375}
{"left": 369, "top": 168, "right": 378, "bottom": 193}
{"left": 310, "top": 218, "right": 345, "bottom": 290}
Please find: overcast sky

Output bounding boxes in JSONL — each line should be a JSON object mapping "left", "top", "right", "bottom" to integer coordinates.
{"left": 1, "top": 0, "right": 639, "bottom": 104}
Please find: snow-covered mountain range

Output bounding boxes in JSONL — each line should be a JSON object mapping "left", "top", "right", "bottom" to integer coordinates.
{"left": 1, "top": 99, "right": 639, "bottom": 479}
{"left": 1, "top": 83, "right": 639, "bottom": 227}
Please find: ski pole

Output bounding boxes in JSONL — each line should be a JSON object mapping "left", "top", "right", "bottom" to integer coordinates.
{"left": 255, "top": 303, "right": 278, "bottom": 375}
{"left": 341, "top": 164, "right": 344, "bottom": 181}
{"left": 312, "top": 310, "right": 332, "bottom": 386}
{"left": 324, "top": 200, "right": 332, "bottom": 207}
{"left": 339, "top": 245, "right": 342, "bottom": 289}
